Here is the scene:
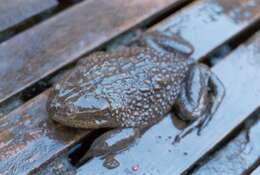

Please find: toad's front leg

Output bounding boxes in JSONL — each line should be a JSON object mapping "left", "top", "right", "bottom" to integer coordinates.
{"left": 122, "top": 30, "right": 194, "bottom": 56}
{"left": 140, "top": 31, "right": 194, "bottom": 56}
{"left": 173, "top": 63, "right": 225, "bottom": 141}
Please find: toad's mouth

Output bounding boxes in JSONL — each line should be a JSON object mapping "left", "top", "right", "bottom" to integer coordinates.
{"left": 50, "top": 109, "right": 118, "bottom": 129}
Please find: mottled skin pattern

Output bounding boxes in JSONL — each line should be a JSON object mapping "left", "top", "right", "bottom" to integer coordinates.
{"left": 47, "top": 31, "right": 225, "bottom": 169}
{"left": 48, "top": 48, "right": 189, "bottom": 128}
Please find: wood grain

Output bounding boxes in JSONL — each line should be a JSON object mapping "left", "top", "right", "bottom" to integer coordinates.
{"left": 0, "top": 0, "right": 58, "bottom": 32}
{"left": 193, "top": 119, "right": 260, "bottom": 175}
{"left": 1, "top": 0, "right": 260, "bottom": 174}
{"left": 0, "top": 0, "right": 190, "bottom": 104}
{"left": 77, "top": 32, "right": 260, "bottom": 175}
{"left": 0, "top": 0, "right": 190, "bottom": 174}
{"left": 37, "top": 155, "right": 76, "bottom": 175}
{"left": 152, "top": 0, "right": 260, "bottom": 60}
{"left": 0, "top": 90, "right": 86, "bottom": 174}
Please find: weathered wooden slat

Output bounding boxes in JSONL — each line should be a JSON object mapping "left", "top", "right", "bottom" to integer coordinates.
{"left": 0, "top": 0, "right": 193, "bottom": 173}
{"left": 193, "top": 119, "right": 260, "bottom": 175}
{"left": 1, "top": 0, "right": 260, "bottom": 174}
{"left": 37, "top": 155, "right": 76, "bottom": 175}
{"left": 0, "top": 90, "right": 85, "bottom": 175}
{"left": 153, "top": 0, "right": 260, "bottom": 60}
{"left": 0, "top": 0, "right": 58, "bottom": 32}
{"left": 251, "top": 166, "right": 260, "bottom": 175}
{"left": 77, "top": 32, "right": 260, "bottom": 175}
{"left": 0, "top": 0, "right": 190, "bottom": 104}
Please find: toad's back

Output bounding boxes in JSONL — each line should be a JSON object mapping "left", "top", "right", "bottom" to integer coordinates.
{"left": 48, "top": 47, "right": 191, "bottom": 128}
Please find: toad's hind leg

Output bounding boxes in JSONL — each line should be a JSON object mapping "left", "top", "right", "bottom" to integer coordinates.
{"left": 77, "top": 128, "right": 142, "bottom": 168}
{"left": 173, "top": 64, "right": 225, "bottom": 141}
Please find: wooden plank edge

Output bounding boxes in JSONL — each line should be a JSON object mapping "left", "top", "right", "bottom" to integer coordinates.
{"left": 192, "top": 116, "right": 260, "bottom": 175}
{"left": 251, "top": 165, "right": 260, "bottom": 175}
{"left": 0, "top": 0, "right": 58, "bottom": 32}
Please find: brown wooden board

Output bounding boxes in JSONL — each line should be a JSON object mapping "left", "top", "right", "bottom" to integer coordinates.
{"left": 0, "top": 0, "right": 58, "bottom": 32}
{"left": 0, "top": 0, "right": 190, "bottom": 104}
{"left": 77, "top": 32, "right": 260, "bottom": 175}
{"left": 37, "top": 155, "right": 76, "bottom": 175}
{"left": 152, "top": 0, "right": 260, "bottom": 60}
{"left": 193, "top": 118, "right": 260, "bottom": 175}
{"left": 0, "top": 91, "right": 86, "bottom": 174}
{"left": 1, "top": 0, "right": 260, "bottom": 174}
{"left": 251, "top": 166, "right": 260, "bottom": 175}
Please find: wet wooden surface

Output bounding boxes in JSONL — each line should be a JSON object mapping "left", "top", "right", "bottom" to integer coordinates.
{"left": 0, "top": 0, "right": 190, "bottom": 104}
{"left": 1, "top": 0, "right": 260, "bottom": 107}
{"left": 77, "top": 32, "right": 260, "bottom": 175}
{"left": 0, "top": 0, "right": 260, "bottom": 172}
{"left": 0, "top": 0, "right": 260, "bottom": 174}
{"left": 251, "top": 166, "right": 260, "bottom": 175}
{"left": 193, "top": 118, "right": 260, "bottom": 175}
{"left": 152, "top": 0, "right": 260, "bottom": 60}
{"left": 0, "top": 0, "right": 58, "bottom": 32}
{"left": 37, "top": 155, "right": 76, "bottom": 175}
{"left": 0, "top": 0, "right": 192, "bottom": 173}
{"left": 0, "top": 91, "right": 86, "bottom": 175}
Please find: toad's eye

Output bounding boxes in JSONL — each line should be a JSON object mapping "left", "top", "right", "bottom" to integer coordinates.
{"left": 73, "top": 95, "right": 110, "bottom": 117}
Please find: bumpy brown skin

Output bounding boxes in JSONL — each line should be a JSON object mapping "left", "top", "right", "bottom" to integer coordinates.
{"left": 48, "top": 47, "right": 191, "bottom": 128}
{"left": 47, "top": 31, "right": 225, "bottom": 168}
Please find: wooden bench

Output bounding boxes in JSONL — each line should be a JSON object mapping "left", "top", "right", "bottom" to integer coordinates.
{"left": 0, "top": 0, "right": 58, "bottom": 32}
{"left": 0, "top": 0, "right": 259, "bottom": 174}
{"left": 193, "top": 114, "right": 260, "bottom": 175}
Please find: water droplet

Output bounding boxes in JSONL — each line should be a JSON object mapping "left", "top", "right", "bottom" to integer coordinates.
{"left": 132, "top": 164, "right": 140, "bottom": 171}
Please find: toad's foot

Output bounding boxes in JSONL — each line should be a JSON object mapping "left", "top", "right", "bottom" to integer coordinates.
{"left": 103, "top": 154, "right": 120, "bottom": 169}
